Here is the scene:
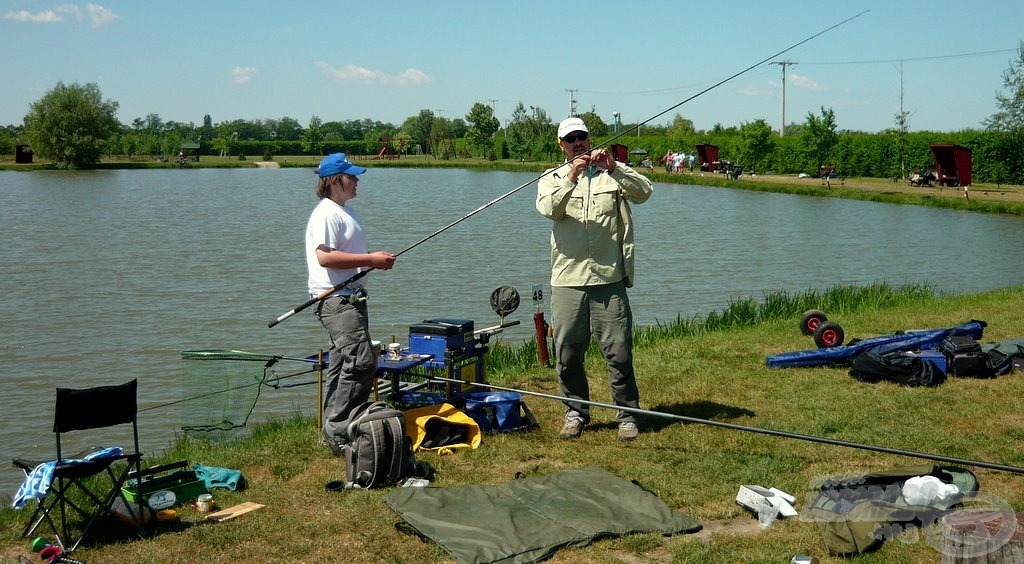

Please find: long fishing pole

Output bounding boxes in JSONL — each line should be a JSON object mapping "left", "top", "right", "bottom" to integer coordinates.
{"left": 597, "top": 9, "right": 869, "bottom": 150}
{"left": 268, "top": 11, "right": 869, "bottom": 329}
{"left": 431, "top": 377, "right": 1024, "bottom": 475}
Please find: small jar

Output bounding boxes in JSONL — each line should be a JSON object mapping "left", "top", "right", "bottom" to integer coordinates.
{"left": 387, "top": 343, "right": 402, "bottom": 360}
{"left": 196, "top": 493, "right": 215, "bottom": 512}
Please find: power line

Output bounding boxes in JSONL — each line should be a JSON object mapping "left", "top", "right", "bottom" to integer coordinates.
{"left": 799, "top": 47, "right": 1018, "bottom": 66}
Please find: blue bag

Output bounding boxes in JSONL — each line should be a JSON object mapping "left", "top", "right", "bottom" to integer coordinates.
{"left": 463, "top": 392, "right": 535, "bottom": 433}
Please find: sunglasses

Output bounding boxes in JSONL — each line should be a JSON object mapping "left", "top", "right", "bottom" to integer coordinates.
{"left": 561, "top": 131, "right": 588, "bottom": 143}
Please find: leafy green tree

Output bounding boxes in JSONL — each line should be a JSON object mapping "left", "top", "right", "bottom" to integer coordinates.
{"left": 505, "top": 102, "right": 554, "bottom": 161}
{"left": 738, "top": 119, "right": 775, "bottom": 173}
{"left": 264, "top": 117, "right": 304, "bottom": 141}
{"left": 402, "top": 110, "right": 436, "bottom": 153}
{"left": 801, "top": 107, "right": 839, "bottom": 174}
{"left": 391, "top": 132, "right": 412, "bottom": 154}
{"left": 464, "top": 103, "right": 500, "bottom": 158}
{"left": 667, "top": 114, "right": 697, "bottom": 138}
{"left": 578, "top": 111, "right": 608, "bottom": 137}
{"left": 0, "top": 125, "right": 19, "bottom": 156}
{"left": 505, "top": 103, "right": 531, "bottom": 161}
{"left": 212, "top": 135, "right": 231, "bottom": 157}
{"left": 985, "top": 41, "right": 1024, "bottom": 131}
{"left": 302, "top": 116, "right": 325, "bottom": 155}
{"left": 983, "top": 42, "right": 1024, "bottom": 185}
{"left": 23, "top": 81, "right": 120, "bottom": 168}
{"left": 892, "top": 110, "right": 911, "bottom": 179}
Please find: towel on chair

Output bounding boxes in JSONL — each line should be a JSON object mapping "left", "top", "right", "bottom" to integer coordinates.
{"left": 12, "top": 447, "right": 124, "bottom": 509}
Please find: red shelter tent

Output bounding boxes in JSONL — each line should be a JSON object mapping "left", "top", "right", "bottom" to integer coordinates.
{"left": 609, "top": 144, "right": 629, "bottom": 164}
{"left": 930, "top": 143, "right": 972, "bottom": 187}
{"left": 695, "top": 144, "right": 719, "bottom": 172}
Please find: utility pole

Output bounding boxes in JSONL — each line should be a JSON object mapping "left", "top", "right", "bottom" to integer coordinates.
{"left": 488, "top": 99, "right": 498, "bottom": 115}
{"left": 770, "top": 60, "right": 796, "bottom": 137}
{"left": 612, "top": 112, "right": 620, "bottom": 133}
{"left": 566, "top": 89, "right": 578, "bottom": 117}
{"left": 898, "top": 60, "right": 907, "bottom": 181}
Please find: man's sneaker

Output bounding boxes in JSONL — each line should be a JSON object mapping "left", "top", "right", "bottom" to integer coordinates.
{"left": 617, "top": 421, "right": 639, "bottom": 442}
{"left": 559, "top": 413, "right": 586, "bottom": 439}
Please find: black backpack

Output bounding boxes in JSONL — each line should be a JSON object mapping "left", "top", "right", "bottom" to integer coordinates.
{"left": 848, "top": 350, "right": 945, "bottom": 387}
{"left": 341, "top": 401, "right": 416, "bottom": 489}
{"left": 940, "top": 336, "right": 995, "bottom": 378}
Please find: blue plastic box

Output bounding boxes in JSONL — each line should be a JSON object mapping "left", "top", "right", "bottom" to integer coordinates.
{"left": 408, "top": 318, "right": 475, "bottom": 358}
{"left": 911, "top": 349, "right": 948, "bottom": 374}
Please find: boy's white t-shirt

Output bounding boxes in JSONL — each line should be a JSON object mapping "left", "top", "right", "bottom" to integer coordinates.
{"left": 305, "top": 198, "right": 368, "bottom": 296}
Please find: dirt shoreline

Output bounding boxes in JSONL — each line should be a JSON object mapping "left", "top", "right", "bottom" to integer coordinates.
{"left": 730, "top": 172, "right": 1024, "bottom": 204}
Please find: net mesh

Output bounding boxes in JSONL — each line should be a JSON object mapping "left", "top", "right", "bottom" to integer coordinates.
{"left": 179, "top": 349, "right": 282, "bottom": 436}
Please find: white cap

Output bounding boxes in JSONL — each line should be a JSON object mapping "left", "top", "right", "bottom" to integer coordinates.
{"left": 557, "top": 117, "right": 588, "bottom": 140}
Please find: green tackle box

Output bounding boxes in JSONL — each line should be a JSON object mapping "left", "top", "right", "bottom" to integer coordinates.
{"left": 122, "top": 460, "right": 207, "bottom": 510}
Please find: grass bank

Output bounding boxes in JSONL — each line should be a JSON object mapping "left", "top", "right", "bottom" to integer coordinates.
{"left": 4, "top": 283, "right": 1024, "bottom": 563}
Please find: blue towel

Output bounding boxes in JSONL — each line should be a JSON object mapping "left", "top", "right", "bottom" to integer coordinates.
{"left": 193, "top": 464, "right": 246, "bottom": 491}
{"left": 12, "top": 447, "right": 124, "bottom": 509}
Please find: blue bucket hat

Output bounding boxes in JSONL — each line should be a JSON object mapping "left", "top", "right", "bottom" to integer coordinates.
{"left": 317, "top": 153, "right": 366, "bottom": 178}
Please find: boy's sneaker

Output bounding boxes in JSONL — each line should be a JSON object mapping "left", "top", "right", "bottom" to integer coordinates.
{"left": 617, "top": 421, "right": 639, "bottom": 442}
{"left": 322, "top": 430, "right": 347, "bottom": 457}
{"left": 559, "top": 413, "right": 586, "bottom": 439}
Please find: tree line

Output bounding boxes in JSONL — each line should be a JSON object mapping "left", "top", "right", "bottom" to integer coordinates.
{"left": 4, "top": 43, "right": 1023, "bottom": 183}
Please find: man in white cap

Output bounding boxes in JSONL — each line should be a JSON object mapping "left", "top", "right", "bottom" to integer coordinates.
{"left": 536, "top": 117, "right": 653, "bottom": 441}
{"left": 306, "top": 152, "right": 396, "bottom": 455}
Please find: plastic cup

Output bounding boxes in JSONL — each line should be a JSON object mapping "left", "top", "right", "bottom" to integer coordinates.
{"left": 758, "top": 499, "right": 780, "bottom": 529}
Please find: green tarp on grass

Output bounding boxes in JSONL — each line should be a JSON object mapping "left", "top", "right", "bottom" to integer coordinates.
{"left": 385, "top": 466, "right": 701, "bottom": 564}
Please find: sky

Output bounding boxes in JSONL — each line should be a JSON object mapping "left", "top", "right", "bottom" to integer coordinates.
{"left": 2, "top": 1, "right": 1023, "bottom": 135}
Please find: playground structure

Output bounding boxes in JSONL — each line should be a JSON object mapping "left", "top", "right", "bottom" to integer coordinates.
{"left": 930, "top": 143, "right": 972, "bottom": 187}
{"left": 373, "top": 137, "right": 399, "bottom": 159}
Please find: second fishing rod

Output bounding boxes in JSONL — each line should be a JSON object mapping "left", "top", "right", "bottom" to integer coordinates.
{"left": 268, "top": 10, "right": 869, "bottom": 329}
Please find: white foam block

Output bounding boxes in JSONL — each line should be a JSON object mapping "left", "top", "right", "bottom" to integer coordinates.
{"left": 736, "top": 485, "right": 798, "bottom": 518}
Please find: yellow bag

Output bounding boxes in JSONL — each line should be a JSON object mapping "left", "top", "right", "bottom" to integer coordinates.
{"left": 404, "top": 403, "right": 481, "bottom": 453}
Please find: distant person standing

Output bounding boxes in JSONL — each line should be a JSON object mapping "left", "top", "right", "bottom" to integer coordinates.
{"left": 536, "top": 117, "right": 653, "bottom": 442}
{"left": 306, "top": 153, "right": 396, "bottom": 455}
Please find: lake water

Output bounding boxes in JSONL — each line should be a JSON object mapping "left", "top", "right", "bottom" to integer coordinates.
{"left": 3, "top": 167, "right": 1024, "bottom": 497}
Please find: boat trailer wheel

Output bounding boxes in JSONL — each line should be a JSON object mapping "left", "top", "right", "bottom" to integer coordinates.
{"left": 799, "top": 309, "right": 828, "bottom": 336}
{"left": 813, "top": 321, "right": 845, "bottom": 348}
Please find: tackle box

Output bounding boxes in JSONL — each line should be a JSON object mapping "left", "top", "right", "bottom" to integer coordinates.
{"left": 122, "top": 460, "right": 207, "bottom": 510}
{"left": 408, "top": 318, "right": 475, "bottom": 359}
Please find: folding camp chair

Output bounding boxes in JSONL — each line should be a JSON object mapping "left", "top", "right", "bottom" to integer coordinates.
{"left": 12, "top": 379, "right": 146, "bottom": 552}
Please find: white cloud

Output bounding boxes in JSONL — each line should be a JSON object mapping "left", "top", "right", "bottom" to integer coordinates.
{"left": 4, "top": 3, "right": 117, "bottom": 27}
{"left": 314, "top": 61, "right": 433, "bottom": 86}
{"left": 87, "top": 4, "right": 118, "bottom": 27}
{"left": 4, "top": 9, "right": 63, "bottom": 23}
{"left": 738, "top": 80, "right": 776, "bottom": 97}
{"left": 57, "top": 4, "right": 83, "bottom": 21}
{"left": 790, "top": 73, "right": 826, "bottom": 92}
{"left": 231, "top": 66, "right": 258, "bottom": 85}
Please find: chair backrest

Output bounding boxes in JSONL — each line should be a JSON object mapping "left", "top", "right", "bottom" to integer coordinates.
{"left": 53, "top": 379, "right": 138, "bottom": 434}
